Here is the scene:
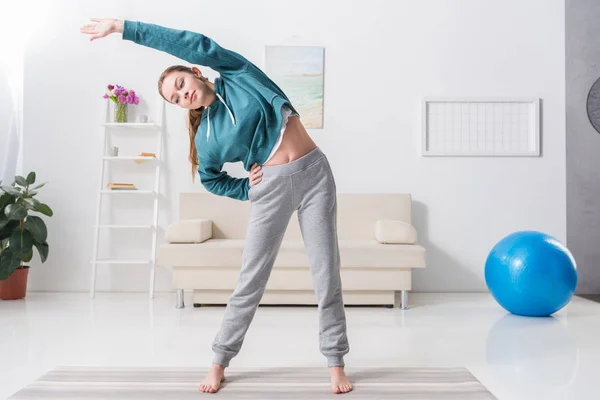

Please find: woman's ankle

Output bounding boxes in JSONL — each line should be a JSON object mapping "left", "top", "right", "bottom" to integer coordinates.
{"left": 212, "top": 352, "right": 230, "bottom": 368}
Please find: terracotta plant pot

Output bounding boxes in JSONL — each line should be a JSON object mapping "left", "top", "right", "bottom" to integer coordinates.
{"left": 0, "top": 266, "right": 29, "bottom": 300}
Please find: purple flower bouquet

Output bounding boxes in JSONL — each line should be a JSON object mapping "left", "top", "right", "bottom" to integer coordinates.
{"left": 103, "top": 84, "right": 140, "bottom": 123}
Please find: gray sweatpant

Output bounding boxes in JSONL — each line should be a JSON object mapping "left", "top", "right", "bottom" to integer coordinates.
{"left": 212, "top": 147, "right": 349, "bottom": 368}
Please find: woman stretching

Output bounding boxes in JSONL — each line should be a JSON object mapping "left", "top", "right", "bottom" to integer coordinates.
{"left": 81, "top": 18, "right": 352, "bottom": 394}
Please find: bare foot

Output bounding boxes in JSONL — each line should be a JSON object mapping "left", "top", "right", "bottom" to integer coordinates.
{"left": 199, "top": 364, "right": 225, "bottom": 393}
{"left": 330, "top": 366, "right": 353, "bottom": 394}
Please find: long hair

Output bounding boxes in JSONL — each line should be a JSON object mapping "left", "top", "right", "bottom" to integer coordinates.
{"left": 158, "top": 65, "right": 204, "bottom": 182}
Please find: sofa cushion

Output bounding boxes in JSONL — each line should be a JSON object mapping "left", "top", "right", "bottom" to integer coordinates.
{"left": 375, "top": 220, "right": 417, "bottom": 244}
{"left": 157, "top": 239, "right": 426, "bottom": 268}
{"left": 165, "top": 219, "right": 212, "bottom": 243}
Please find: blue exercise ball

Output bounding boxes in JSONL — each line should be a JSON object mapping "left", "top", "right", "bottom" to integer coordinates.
{"left": 485, "top": 231, "right": 578, "bottom": 317}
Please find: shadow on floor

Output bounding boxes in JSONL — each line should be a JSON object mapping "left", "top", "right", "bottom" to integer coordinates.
{"left": 578, "top": 294, "right": 600, "bottom": 303}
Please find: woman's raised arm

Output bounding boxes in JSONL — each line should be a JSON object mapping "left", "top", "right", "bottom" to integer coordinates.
{"left": 80, "top": 18, "right": 248, "bottom": 76}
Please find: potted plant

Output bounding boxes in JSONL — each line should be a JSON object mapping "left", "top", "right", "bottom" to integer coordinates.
{"left": 0, "top": 172, "right": 53, "bottom": 300}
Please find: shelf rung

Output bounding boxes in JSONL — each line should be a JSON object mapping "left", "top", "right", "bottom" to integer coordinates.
{"left": 91, "top": 260, "right": 153, "bottom": 265}
{"left": 102, "top": 156, "right": 158, "bottom": 161}
{"left": 102, "top": 122, "right": 161, "bottom": 129}
{"left": 100, "top": 190, "right": 155, "bottom": 195}
{"left": 96, "top": 225, "right": 155, "bottom": 229}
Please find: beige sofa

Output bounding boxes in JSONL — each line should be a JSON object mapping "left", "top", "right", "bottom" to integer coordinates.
{"left": 157, "top": 193, "right": 426, "bottom": 309}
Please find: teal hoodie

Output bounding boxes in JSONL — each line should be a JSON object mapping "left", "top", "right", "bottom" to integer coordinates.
{"left": 122, "top": 20, "right": 298, "bottom": 201}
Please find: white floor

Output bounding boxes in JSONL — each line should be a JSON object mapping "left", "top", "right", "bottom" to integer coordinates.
{"left": 0, "top": 292, "right": 599, "bottom": 399}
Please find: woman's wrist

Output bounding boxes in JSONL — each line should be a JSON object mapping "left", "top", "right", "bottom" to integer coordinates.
{"left": 113, "top": 19, "right": 124, "bottom": 33}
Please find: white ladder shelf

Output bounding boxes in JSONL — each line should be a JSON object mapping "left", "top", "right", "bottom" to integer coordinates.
{"left": 90, "top": 97, "right": 165, "bottom": 299}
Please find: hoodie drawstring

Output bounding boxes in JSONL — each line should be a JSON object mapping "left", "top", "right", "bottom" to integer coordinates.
{"left": 216, "top": 93, "right": 236, "bottom": 126}
{"left": 206, "top": 108, "right": 211, "bottom": 139}
{"left": 206, "top": 93, "right": 236, "bottom": 140}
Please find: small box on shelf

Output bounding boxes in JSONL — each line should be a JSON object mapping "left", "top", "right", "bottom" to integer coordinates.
{"left": 135, "top": 152, "right": 157, "bottom": 164}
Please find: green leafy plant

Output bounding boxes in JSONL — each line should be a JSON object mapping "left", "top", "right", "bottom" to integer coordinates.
{"left": 0, "top": 172, "right": 53, "bottom": 280}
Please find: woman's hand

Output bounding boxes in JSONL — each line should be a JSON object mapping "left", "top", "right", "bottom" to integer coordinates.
{"left": 80, "top": 18, "right": 124, "bottom": 41}
{"left": 249, "top": 163, "right": 262, "bottom": 187}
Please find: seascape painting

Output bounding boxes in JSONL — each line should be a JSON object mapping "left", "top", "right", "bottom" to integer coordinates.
{"left": 265, "top": 46, "right": 324, "bottom": 129}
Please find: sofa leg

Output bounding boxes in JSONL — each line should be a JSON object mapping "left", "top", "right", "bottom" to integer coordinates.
{"left": 400, "top": 290, "right": 409, "bottom": 310}
{"left": 176, "top": 289, "right": 185, "bottom": 309}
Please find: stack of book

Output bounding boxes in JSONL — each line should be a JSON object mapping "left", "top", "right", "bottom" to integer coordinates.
{"left": 107, "top": 183, "right": 137, "bottom": 190}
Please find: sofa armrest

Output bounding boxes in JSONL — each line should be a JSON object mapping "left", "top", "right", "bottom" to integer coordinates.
{"left": 165, "top": 219, "right": 213, "bottom": 243}
{"left": 375, "top": 220, "right": 417, "bottom": 244}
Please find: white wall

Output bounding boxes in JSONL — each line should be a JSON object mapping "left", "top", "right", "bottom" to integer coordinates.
{"left": 0, "top": 12, "right": 23, "bottom": 186}
{"left": 22, "top": 0, "right": 566, "bottom": 293}
{"left": 0, "top": 70, "right": 15, "bottom": 184}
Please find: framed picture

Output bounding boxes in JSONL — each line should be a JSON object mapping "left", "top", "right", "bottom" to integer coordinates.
{"left": 421, "top": 97, "right": 540, "bottom": 157}
{"left": 265, "top": 46, "right": 325, "bottom": 129}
